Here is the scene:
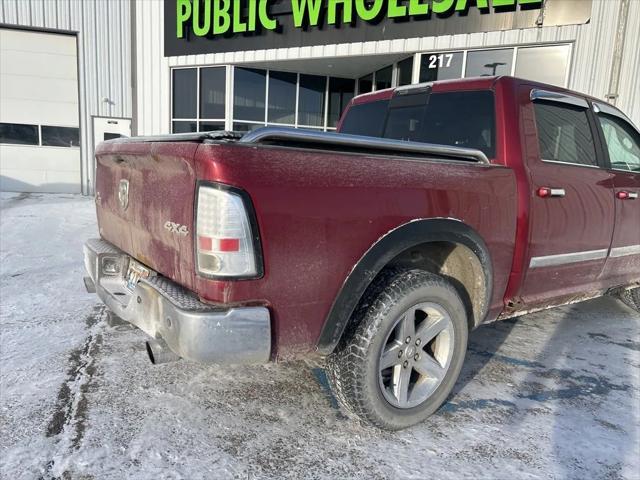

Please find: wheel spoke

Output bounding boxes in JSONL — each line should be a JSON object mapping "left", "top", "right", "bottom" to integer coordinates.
{"left": 413, "top": 353, "right": 444, "bottom": 380}
{"left": 396, "top": 309, "right": 416, "bottom": 343}
{"left": 393, "top": 365, "right": 412, "bottom": 404}
{"left": 416, "top": 314, "right": 449, "bottom": 344}
{"left": 380, "top": 342, "right": 403, "bottom": 370}
{"left": 409, "top": 377, "right": 438, "bottom": 404}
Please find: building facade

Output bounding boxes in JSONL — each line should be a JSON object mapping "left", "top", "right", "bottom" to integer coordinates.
{"left": 1, "top": 0, "right": 639, "bottom": 194}
{"left": 0, "top": 0, "right": 132, "bottom": 194}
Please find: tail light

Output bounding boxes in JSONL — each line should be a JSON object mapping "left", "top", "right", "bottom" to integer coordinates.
{"left": 195, "top": 183, "right": 261, "bottom": 278}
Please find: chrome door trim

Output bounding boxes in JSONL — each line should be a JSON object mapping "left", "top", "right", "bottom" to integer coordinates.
{"left": 530, "top": 89, "right": 589, "bottom": 109}
{"left": 540, "top": 159, "right": 600, "bottom": 169}
{"left": 610, "top": 245, "right": 640, "bottom": 258}
{"left": 529, "top": 249, "right": 608, "bottom": 268}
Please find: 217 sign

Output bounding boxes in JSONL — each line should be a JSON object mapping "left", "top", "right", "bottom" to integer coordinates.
{"left": 427, "top": 54, "right": 454, "bottom": 69}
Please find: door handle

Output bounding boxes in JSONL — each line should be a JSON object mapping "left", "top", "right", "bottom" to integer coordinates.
{"left": 537, "top": 187, "right": 566, "bottom": 198}
{"left": 617, "top": 191, "right": 638, "bottom": 200}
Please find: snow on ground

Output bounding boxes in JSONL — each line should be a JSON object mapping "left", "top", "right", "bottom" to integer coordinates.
{"left": 1, "top": 193, "right": 639, "bottom": 480}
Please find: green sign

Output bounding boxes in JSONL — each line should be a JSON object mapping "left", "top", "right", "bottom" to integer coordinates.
{"left": 176, "top": 0, "right": 542, "bottom": 38}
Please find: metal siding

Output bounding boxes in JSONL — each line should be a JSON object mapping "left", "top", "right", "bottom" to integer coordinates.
{"left": 0, "top": 0, "right": 132, "bottom": 194}
{"left": 617, "top": 0, "right": 640, "bottom": 127}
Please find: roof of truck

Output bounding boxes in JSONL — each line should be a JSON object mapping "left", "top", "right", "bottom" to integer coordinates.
{"left": 351, "top": 75, "right": 616, "bottom": 107}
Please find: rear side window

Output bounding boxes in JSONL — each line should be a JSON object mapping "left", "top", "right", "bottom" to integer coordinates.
{"left": 384, "top": 91, "right": 496, "bottom": 158}
{"left": 534, "top": 103, "right": 597, "bottom": 166}
{"left": 339, "top": 100, "right": 389, "bottom": 137}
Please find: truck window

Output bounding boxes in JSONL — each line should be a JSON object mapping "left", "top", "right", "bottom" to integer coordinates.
{"left": 534, "top": 102, "right": 597, "bottom": 167}
{"left": 597, "top": 114, "right": 640, "bottom": 172}
{"left": 339, "top": 100, "right": 390, "bottom": 137}
{"left": 384, "top": 91, "right": 496, "bottom": 158}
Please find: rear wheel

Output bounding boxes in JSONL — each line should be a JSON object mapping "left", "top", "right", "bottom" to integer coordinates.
{"left": 325, "top": 269, "right": 468, "bottom": 430}
{"left": 619, "top": 287, "right": 640, "bottom": 313}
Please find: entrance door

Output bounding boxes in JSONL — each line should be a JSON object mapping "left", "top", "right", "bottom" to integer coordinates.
{"left": 93, "top": 117, "right": 131, "bottom": 149}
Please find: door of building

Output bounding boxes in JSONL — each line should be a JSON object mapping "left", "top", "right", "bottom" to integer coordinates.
{"left": 93, "top": 117, "right": 131, "bottom": 149}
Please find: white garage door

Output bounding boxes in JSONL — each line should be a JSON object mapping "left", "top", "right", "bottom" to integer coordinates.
{"left": 0, "top": 28, "right": 80, "bottom": 193}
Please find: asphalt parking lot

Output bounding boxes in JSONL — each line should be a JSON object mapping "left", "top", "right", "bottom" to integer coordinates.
{"left": 1, "top": 193, "right": 639, "bottom": 480}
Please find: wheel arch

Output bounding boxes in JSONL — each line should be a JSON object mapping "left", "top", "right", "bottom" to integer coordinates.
{"left": 317, "top": 218, "right": 493, "bottom": 354}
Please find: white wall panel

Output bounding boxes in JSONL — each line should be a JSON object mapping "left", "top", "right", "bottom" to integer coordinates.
{"left": 0, "top": 0, "right": 132, "bottom": 194}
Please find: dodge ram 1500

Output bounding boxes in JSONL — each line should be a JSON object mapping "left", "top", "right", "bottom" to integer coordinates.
{"left": 84, "top": 76, "right": 640, "bottom": 430}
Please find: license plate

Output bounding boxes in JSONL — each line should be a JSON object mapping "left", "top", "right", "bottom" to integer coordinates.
{"left": 124, "top": 259, "right": 150, "bottom": 292}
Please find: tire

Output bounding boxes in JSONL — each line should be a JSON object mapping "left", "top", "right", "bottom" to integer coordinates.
{"left": 619, "top": 287, "right": 640, "bottom": 313}
{"left": 325, "top": 269, "right": 468, "bottom": 430}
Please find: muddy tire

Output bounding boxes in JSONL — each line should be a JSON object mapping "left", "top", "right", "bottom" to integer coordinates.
{"left": 619, "top": 287, "right": 640, "bottom": 313}
{"left": 325, "top": 269, "right": 468, "bottom": 430}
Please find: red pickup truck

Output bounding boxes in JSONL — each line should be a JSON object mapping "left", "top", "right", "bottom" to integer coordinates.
{"left": 84, "top": 76, "right": 640, "bottom": 430}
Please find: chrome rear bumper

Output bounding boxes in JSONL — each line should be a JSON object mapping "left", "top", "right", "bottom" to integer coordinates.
{"left": 83, "top": 238, "right": 271, "bottom": 364}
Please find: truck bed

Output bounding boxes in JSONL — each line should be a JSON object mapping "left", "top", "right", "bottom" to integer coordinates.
{"left": 95, "top": 130, "right": 517, "bottom": 357}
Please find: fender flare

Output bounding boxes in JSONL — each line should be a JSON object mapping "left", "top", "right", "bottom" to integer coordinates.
{"left": 317, "top": 218, "right": 493, "bottom": 354}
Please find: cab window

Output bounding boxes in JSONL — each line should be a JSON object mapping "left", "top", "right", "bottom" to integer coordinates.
{"left": 533, "top": 102, "right": 597, "bottom": 167}
{"left": 342, "top": 90, "right": 496, "bottom": 158}
{"left": 597, "top": 114, "right": 640, "bottom": 172}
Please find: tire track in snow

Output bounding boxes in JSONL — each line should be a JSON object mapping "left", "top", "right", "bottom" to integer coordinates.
{"left": 40, "top": 304, "right": 107, "bottom": 479}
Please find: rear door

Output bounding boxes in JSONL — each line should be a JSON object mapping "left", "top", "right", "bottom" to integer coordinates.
{"left": 519, "top": 88, "right": 616, "bottom": 307}
{"left": 594, "top": 103, "right": 640, "bottom": 285}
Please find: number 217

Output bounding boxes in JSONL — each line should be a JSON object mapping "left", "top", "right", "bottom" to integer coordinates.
{"left": 428, "top": 54, "right": 453, "bottom": 69}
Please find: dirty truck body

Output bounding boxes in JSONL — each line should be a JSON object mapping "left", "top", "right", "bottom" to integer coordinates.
{"left": 84, "top": 76, "right": 640, "bottom": 429}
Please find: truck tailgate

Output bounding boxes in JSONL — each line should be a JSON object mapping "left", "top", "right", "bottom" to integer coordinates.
{"left": 94, "top": 141, "right": 200, "bottom": 288}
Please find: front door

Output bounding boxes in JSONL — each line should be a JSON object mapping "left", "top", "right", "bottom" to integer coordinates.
{"left": 594, "top": 103, "right": 640, "bottom": 285}
{"left": 519, "top": 88, "right": 616, "bottom": 307}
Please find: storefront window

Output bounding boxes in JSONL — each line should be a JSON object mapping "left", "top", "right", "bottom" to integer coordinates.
{"left": 171, "top": 67, "right": 228, "bottom": 133}
{"left": 234, "top": 68, "right": 266, "bottom": 122}
{"left": 268, "top": 70, "right": 297, "bottom": 125}
{"left": 233, "top": 122, "right": 265, "bottom": 132}
{"left": 172, "top": 68, "right": 197, "bottom": 120}
{"left": 419, "top": 52, "right": 464, "bottom": 82}
{"left": 375, "top": 66, "right": 393, "bottom": 90}
{"left": 358, "top": 73, "right": 373, "bottom": 94}
{"left": 298, "top": 74, "right": 326, "bottom": 127}
{"left": 515, "top": 45, "right": 571, "bottom": 87}
{"left": 328, "top": 77, "right": 355, "bottom": 128}
{"left": 465, "top": 48, "right": 512, "bottom": 77}
{"left": 172, "top": 121, "right": 197, "bottom": 134}
{"left": 199, "top": 121, "right": 225, "bottom": 131}
{"left": 397, "top": 57, "right": 414, "bottom": 86}
{"left": 200, "top": 67, "right": 225, "bottom": 119}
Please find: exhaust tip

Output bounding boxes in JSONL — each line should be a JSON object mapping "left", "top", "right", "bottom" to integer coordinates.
{"left": 146, "top": 339, "right": 180, "bottom": 365}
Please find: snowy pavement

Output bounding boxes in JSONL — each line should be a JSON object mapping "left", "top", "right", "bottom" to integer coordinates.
{"left": 1, "top": 193, "right": 639, "bottom": 480}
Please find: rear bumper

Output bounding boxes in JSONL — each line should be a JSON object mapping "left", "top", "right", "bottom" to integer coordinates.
{"left": 83, "top": 238, "right": 271, "bottom": 364}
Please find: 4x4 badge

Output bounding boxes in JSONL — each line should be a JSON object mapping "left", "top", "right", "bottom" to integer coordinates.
{"left": 164, "top": 221, "right": 189, "bottom": 236}
{"left": 118, "top": 179, "right": 129, "bottom": 210}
